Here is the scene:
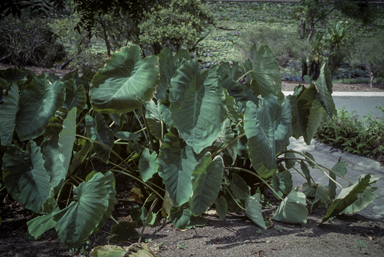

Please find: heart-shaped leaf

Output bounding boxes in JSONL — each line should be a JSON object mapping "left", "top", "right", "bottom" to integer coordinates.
{"left": 169, "top": 60, "right": 225, "bottom": 154}
{"left": 245, "top": 193, "right": 266, "bottom": 229}
{"left": 190, "top": 153, "right": 224, "bottom": 215}
{"left": 139, "top": 148, "right": 159, "bottom": 182}
{"left": 0, "top": 83, "right": 19, "bottom": 146}
{"left": 244, "top": 95, "right": 291, "bottom": 170}
{"left": 90, "top": 45, "right": 159, "bottom": 114}
{"left": 273, "top": 187, "right": 308, "bottom": 224}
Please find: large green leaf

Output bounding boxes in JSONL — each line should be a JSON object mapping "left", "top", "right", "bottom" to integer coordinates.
{"left": 0, "top": 83, "right": 19, "bottom": 146}
{"left": 218, "top": 62, "right": 247, "bottom": 104}
{"left": 145, "top": 100, "right": 163, "bottom": 140}
{"left": 53, "top": 172, "right": 109, "bottom": 247}
{"left": 41, "top": 123, "right": 66, "bottom": 192}
{"left": 158, "top": 128, "right": 205, "bottom": 207}
{"left": 316, "top": 62, "right": 337, "bottom": 117}
{"left": 2, "top": 141, "right": 50, "bottom": 213}
{"left": 58, "top": 107, "right": 77, "bottom": 174}
{"left": 190, "top": 154, "right": 224, "bottom": 215}
{"left": 63, "top": 79, "right": 86, "bottom": 114}
{"left": 86, "top": 112, "right": 114, "bottom": 163}
{"left": 244, "top": 95, "right": 291, "bottom": 170}
{"left": 310, "top": 185, "right": 331, "bottom": 213}
{"left": 289, "top": 84, "right": 325, "bottom": 144}
{"left": 169, "top": 60, "right": 225, "bottom": 154}
{"left": 15, "top": 74, "right": 65, "bottom": 141}
{"left": 273, "top": 187, "right": 308, "bottom": 224}
{"left": 0, "top": 68, "right": 27, "bottom": 83}
{"left": 229, "top": 173, "right": 250, "bottom": 200}
{"left": 138, "top": 148, "right": 159, "bottom": 182}
{"left": 321, "top": 175, "right": 374, "bottom": 224}
{"left": 245, "top": 193, "right": 266, "bottom": 229}
{"left": 157, "top": 47, "right": 191, "bottom": 101}
{"left": 249, "top": 44, "right": 281, "bottom": 97}
{"left": 89, "top": 45, "right": 159, "bottom": 114}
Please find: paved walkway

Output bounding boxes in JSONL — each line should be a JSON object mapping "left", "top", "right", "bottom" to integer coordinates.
{"left": 289, "top": 137, "right": 384, "bottom": 221}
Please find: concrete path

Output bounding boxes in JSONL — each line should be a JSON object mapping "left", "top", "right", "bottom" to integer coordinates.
{"left": 288, "top": 137, "right": 384, "bottom": 221}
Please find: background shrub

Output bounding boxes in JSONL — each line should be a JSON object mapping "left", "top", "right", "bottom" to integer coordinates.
{"left": 315, "top": 107, "right": 384, "bottom": 159}
{"left": 0, "top": 17, "right": 66, "bottom": 68}
{"left": 236, "top": 25, "right": 311, "bottom": 69}
{"left": 138, "top": 0, "right": 216, "bottom": 55}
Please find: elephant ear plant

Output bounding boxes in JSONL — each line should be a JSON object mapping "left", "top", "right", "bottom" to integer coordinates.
{"left": 0, "top": 44, "right": 378, "bottom": 249}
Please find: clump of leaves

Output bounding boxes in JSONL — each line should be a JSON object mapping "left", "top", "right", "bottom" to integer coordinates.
{"left": 315, "top": 107, "right": 384, "bottom": 160}
{"left": 353, "top": 239, "right": 367, "bottom": 254}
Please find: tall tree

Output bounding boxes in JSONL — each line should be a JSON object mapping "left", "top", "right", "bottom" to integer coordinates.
{"left": 295, "top": 0, "right": 379, "bottom": 79}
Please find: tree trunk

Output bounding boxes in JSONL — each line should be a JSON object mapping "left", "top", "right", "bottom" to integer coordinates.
{"left": 370, "top": 72, "right": 374, "bottom": 88}
{"left": 100, "top": 20, "right": 112, "bottom": 57}
{"left": 300, "top": 19, "right": 308, "bottom": 80}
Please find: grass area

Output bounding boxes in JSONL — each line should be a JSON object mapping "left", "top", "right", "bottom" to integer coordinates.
{"left": 60, "top": 1, "right": 384, "bottom": 81}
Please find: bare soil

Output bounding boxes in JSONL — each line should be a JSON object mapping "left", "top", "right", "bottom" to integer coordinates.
{"left": 1, "top": 64, "right": 384, "bottom": 257}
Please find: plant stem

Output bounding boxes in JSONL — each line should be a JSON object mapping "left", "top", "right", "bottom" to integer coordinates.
{"left": 139, "top": 99, "right": 155, "bottom": 151}
{"left": 76, "top": 108, "right": 93, "bottom": 127}
{"left": 226, "top": 166, "right": 284, "bottom": 201}
{"left": 213, "top": 133, "right": 246, "bottom": 157}
{"left": 133, "top": 110, "right": 148, "bottom": 142}
{"left": 139, "top": 197, "right": 159, "bottom": 244}
{"left": 236, "top": 69, "right": 253, "bottom": 83}
{"left": 223, "top": 184, "right": 246, "bottom": 211}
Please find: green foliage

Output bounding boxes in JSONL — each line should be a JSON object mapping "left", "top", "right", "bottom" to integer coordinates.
{"left": 138, "top": 0, "right": 216, "bottom": 54}
{"left": 0, "top": 16, "right": 66, "bottom": 68}
{"left": 0, "top": 41, "right": 379, "bottom": 250}
{"left": 237, "top": 25, "right": 311, "bottom": 68}
{"left": 315, "top": 107, "right": 384, "bottom": 159}
{"left": 349, "top": 35, "right": 384, "bottom": 79}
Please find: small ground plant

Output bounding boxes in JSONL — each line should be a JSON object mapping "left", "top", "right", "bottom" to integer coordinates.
{"left": 315, "top": 107, "right": 384, "bottom": 159}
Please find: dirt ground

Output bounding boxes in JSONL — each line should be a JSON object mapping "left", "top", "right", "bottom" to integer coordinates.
{"left": 1, "top": 64, "right": 384, "bottom": 257}
{"left": 1, "top": 182, "right": 384, "bottom": 257}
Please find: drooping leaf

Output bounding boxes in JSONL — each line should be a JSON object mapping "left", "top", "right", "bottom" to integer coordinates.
{"left": 53, "top": 172, "right": 109, "bottom": 247}
{"left": 340, "top": 184, "right": 378, "bottom": 215}
{"left": 0, "top": 83, "right": 19, "bottom": 146}
{"left": 316, "top": 62, "right": 337, "bottom": 117}
{"left": 254, "top": 163, "right": 278, "bottom": 179}
{"left": 310, "top": 185, "right": 331, "bottom": 213}
{"left": 2, "top": 141, "right": 50, "bottom": 213}
{"left": 169, "top": 60, "right": 225, "bottom": 154}
{"left": 158, "top": 128, "right": 205, "bottom": 207}
{"left": 328, "top": 159, "right": 348, "bottom": 199}
{"left": 300, "top": 161, "right": 311, "bottom": 185}
{"left": 0, "top": 68, "right": 27, "bottom": 82}
{"left": 15, "top": 74, "right": 65, "bottom": 141}
{"left": 190, "top": 154, "right": 224, "bottom": 215}
{"left": 272, "top": 170, "right": 293, "bottom": 197}
{"left": 90, "top": 245, "right": 127, "bottom": 257}
{"left": 221, "top": 118, "right": 238, "bottom": 164}
{"left": 90, "top": 45, "right": 159, "bottom": 114}
{"left": 284, "top": 152, "right": 296, "bottom": 169}
{"left": 321, "top": 175, "right": 374, "bottom": 224}
{"left": 249, "top": 44, "right": 281, "bottom": 97}
{"left": 289, "top": 84, "right": 324, "bottom": 144}
{"left": 68, "top": 139, "right": 92, "bottom": 174}
{"left": 63, "top": 79, "right": 86, "bottom": 114}
{"left": 170, "top": 204, "right": 192, "bottom": 229}
{"left": 58, "top": 107, "right": 77, "bottom": 174}
{"left": 229, "top": 173, "right": 250, "bottom": 200}
{"left": 157, "top": 47, "right": 191, "bottom": 101}
{"left": 245, "top": 193, "right": 266, "bottom": 229}
{"left": 110, "top": 222, "right": 139, "bottom": 242}
{"left": 41, "top": 123, "right": 66, "bottom": 192}
{"left": 216, "top": 195, "right": 228, "bottom": 219}
{"left": 138, "top": 148, "right": 159, "bottom": 182}
{"left": 244, "top": 95, "right": 291, "bottom": 170}
{"left": 224, "top": 189, "right": 240, "bottom": 212}
{"left": 273, "top": 187, "right": 308, "bottom": 224}
{"left": 86, "top": 112, "right": 114, "bottom": 163}
{"left": 97, "top": 171, "right": 117, "bottom": 229}
{"left": 114, "top": 131, "right": 141, "bottom": 142}
{"left": 145, "top": 100, "right": 163, "bottom": 140}
{"left": 27, "top": 211, "right": 58, "bottom": 239}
